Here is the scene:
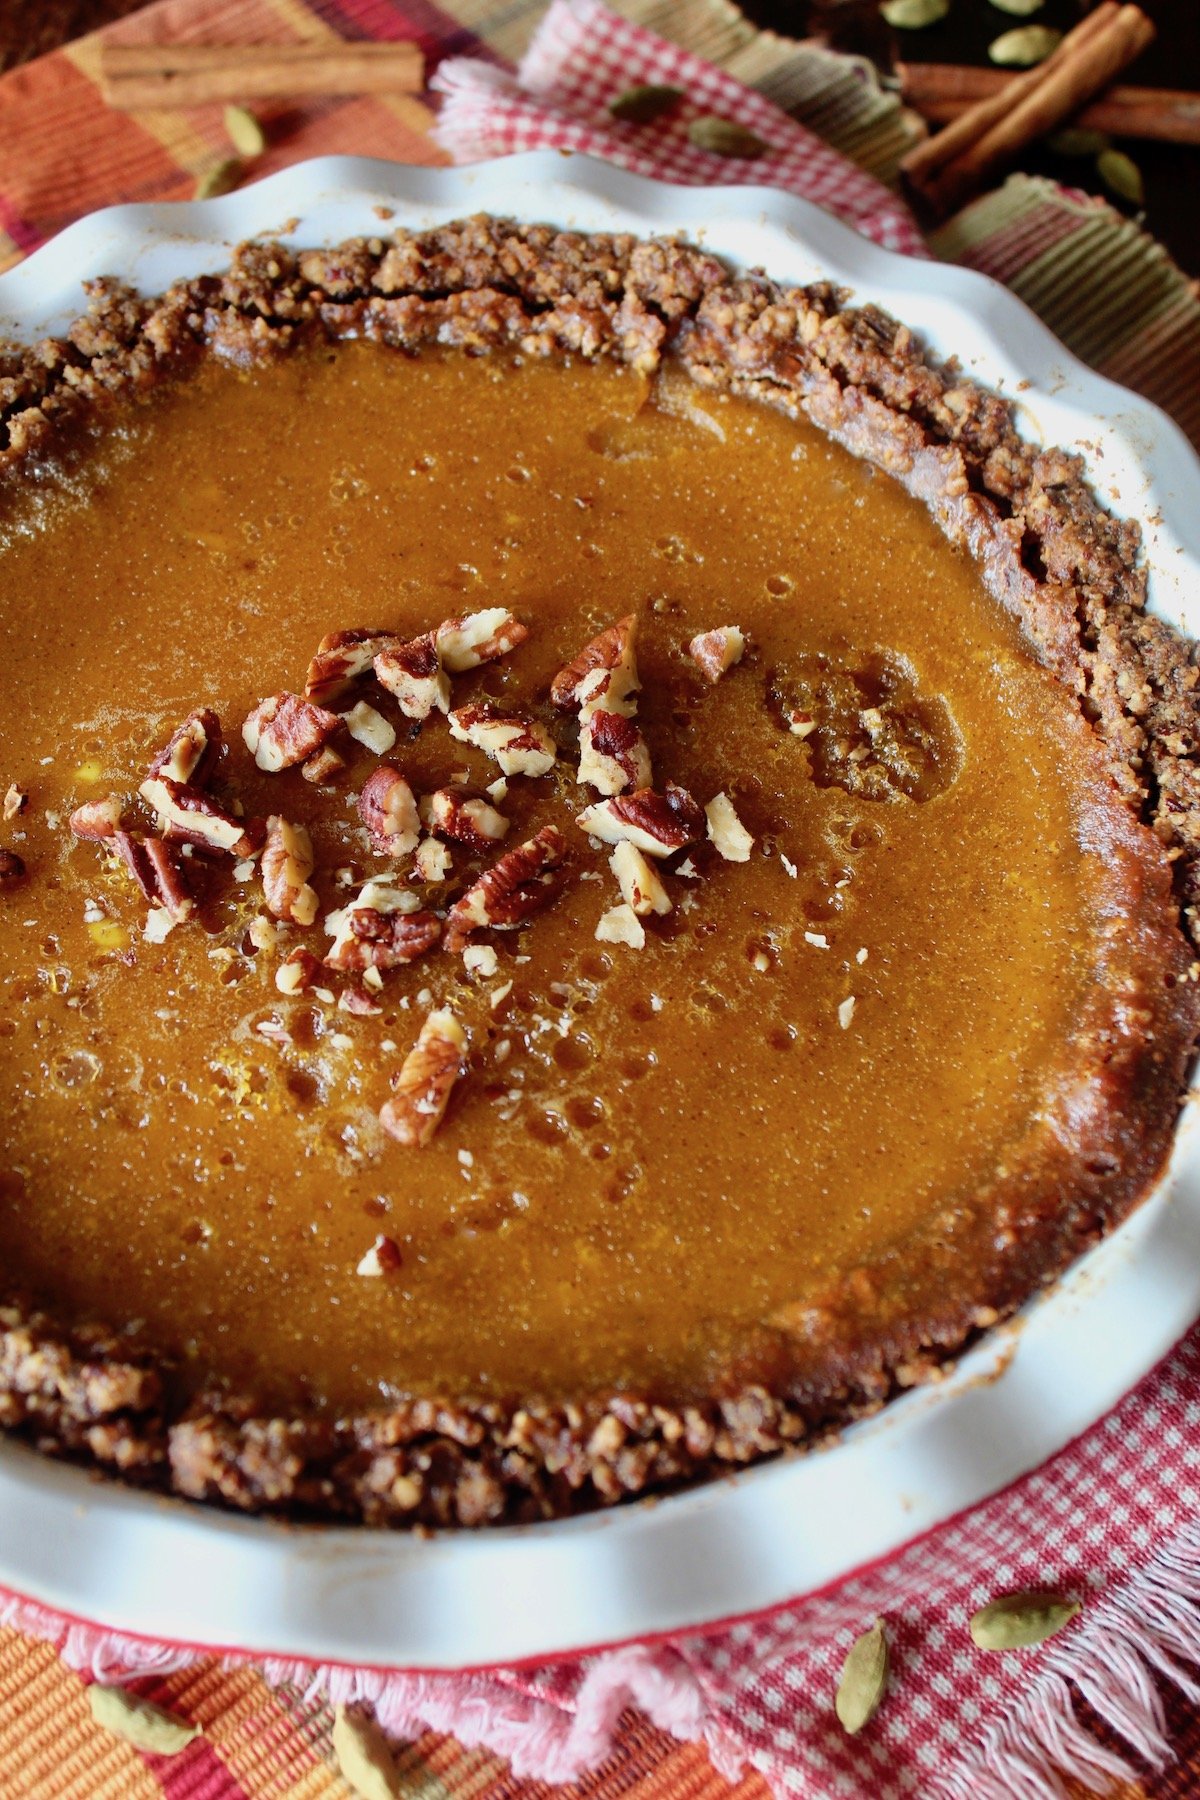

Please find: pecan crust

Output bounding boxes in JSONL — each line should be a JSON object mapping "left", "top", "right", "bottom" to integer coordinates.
{"left": 2, "top": 216, "right": 1199, "bottom": 1531}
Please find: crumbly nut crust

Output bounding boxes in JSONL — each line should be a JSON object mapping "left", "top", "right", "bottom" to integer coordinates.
{"left": 2, "top": 215, "right": 1199, "bottom": 1526}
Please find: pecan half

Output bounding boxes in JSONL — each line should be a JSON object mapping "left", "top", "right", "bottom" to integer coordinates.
{"left": 447, "top": 702, "right": 557, "bottom": 778}
{"left": 113, "top": 831, "right": 194, "bottom": 922}
{"left": 359, "top": 765, "right": 420, "bottom": 857}
{"left": 242, "top": 693, "right": 341, "bottom": 773}
{"left": 379, "top": 1007, "right": 468, "bottom": 1148}
{"left": 140, "top": 776, "right": 258, "bottom": 857}
{"left": 305, "top": 628, "right": 398, "bottom": 708}
{"left": 578, "top": 708, "right": 652, "bottom": 796}
{"left": 0, "top": 849, "right": 27, "bottom": 890}
{"left": 610, "top": 840, "right": 671, "bottom": 916}
{"left": 423, "top": 788, "right": 510, "bottom": 852}
{"left": 69, "top": 797, "right": 122, "bottom": 841}
{"left": 551, "top": 614, "right": 639, "bottom": 714}
{"left": 261, "top": 816, "right": 318, "bottom": 926}
{"left": 327, "top": 907, "right": 441, "bottom": 974}
{"left": 577, "top": 782, "right": 704, "bottom": 857}
{"left": 149, "top": 708, "right": 223, "bottom": 787}
{"left": 3, "top": 785, "right": 28, "bottom": 822}
{"left": 444, "top": 824, "right": 568, "bottom": 952}
{"left": 688, "top": 626, "right": 745, "bottom": 684}
{"left": 435, "top": 608, "right": 528, "bottom": 673}
{"left": 374, "top": 633, "right": 450, "bottom": 722}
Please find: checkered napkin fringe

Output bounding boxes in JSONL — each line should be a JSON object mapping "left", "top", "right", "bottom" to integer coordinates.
{"left": 430, "top": 0, "right": 926, "bottom": 256}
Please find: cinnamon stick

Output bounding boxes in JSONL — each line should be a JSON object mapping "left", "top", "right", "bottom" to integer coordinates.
{"left": 901, "top": 1, "right": 1119, "bottom": 187}
{"left": 99, "top": 41, "right": 424, "bottom": 109}
{"left": 900, "top": 67, "right": 1200, "bottom": 148}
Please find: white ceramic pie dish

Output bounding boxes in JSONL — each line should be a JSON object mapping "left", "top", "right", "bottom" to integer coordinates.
{"left": 2, "top": 151, "right": 1200, "bottom": 1672}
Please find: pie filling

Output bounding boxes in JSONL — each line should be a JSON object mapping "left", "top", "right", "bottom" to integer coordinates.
{"left": 0, "top": 219, "right": 1195, "bottom": 1526}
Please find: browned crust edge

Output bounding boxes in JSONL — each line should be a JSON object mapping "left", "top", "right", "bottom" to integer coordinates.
{"left": 2, "top": 215, "right": 1199, "bottom": 1528}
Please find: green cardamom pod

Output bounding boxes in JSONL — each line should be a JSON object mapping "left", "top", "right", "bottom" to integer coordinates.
{"left": 195, "top": 157, "right": 243, "bottom": 201}
{"left": 969, "top": 1590, "right": 1081, "bottom": 1651}
{"left": 224, "top": 105, "right": 266, "bottom": 159}
{"left": 1097, "top": 148, "right": 1145, "bottom": 206}
{"left": 88, "top": 1684, "right": 201, "bottom": 1756}
{"left": 881, "top": 0, "right": 950, "bottom": 28}
{"left": 835, "top": 1617, "right": 889, "bottom": 1733}
{"left": 988, "top": 24, "right": 1062, "bottom": 65}
{"left": 608, "top": 85, "right": 684, "bottom": 124}
{"left": 333, "top": 1704, "right": 403, "bottom": 1800}
{"left": 686, "top": 117, "right": 768, "bottom": 159}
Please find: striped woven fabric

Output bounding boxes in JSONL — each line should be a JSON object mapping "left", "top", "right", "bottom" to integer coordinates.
{"left": 1, "top": 3, "right": 1199, "bottom": 1798}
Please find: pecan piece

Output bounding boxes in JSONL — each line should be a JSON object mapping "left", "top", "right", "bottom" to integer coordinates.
{"left": 357, "top": 1233, "right": 403, "bottom": 1274}
{"left": 610, "top": 841, "right": 671, "bottom": 916}
{"left": 339, "top": 983, "right": 383, "bottom": 1017}
{"left": 551, "top": 614, "right": 639, "bottom": 714}
{"left": 242, "top": 692, "right": 340, "bottom": 773}
{"left": 149, "top": 708, "right": 223, "bottom": 787}
{"left": 374, "top": 633, "right": 450, "bottom": 722}
{"left": 595, "top": 902, "right": 645, "bottom": 948}
{"left": 359, "top": 765, "right": 420, "bottom": 857}
{"left": 324, "top": 906, "right": 441, "bottom": 974}
{"left": 261, "top": 816, "right": 318, "bottom": 926}
{"left": 341, "top": 700, "right": 396, "bottom": 756}
{"left": 435, "top": 608, "right": 528, "bottom": 673}
{"left": 305, "top": 628, "right": 398, "bottom": 708}
{"left": 276, "top": 948, "right": 323, "bottom": 995}
{"left": 705, "top": 792, "right": 754, "bottom": 863}
{"left": 140, "top": 776, "right": 258, "bottom": 857}
{"left": 113, "top": 831, "right": 194, "bottom": 923}
{"left": 423, "top": 788, "right": 509, "bottom": 852}
{"left": 0, "top": 849, "right": 27, "bottom": 890}
{"left": 447, "top": 702, "right": 557, "bottom": 778}
{"left": 413, "top": 837, "right": 452, "bottom": 883}
{"left": 576, "top": 782, "right": 704, "bottom": 857}
{"left": 379, "top": 1008, "right": 468, "bottom": 1148}
{"left": 301, "top": 745, "right": 346, "bottom": 785}
{"left": 69, "top": 797, "right": 122, "bottom": 841}
{"left": 3, "top": 785, "right": 28, "bottom": 822}
{"left": 688, "top": 626, "right": 745, "bottom": 683}
{"left": 578, "top": 708, "right": 652, "bottom": 796}
{"left": 444, "top": 824, "right": 568, "bottom": 952}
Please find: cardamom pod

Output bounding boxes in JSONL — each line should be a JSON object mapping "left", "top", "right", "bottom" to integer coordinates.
{"left": 881, "top": 0, "right": 950, "bottom": 29}
{"left": 195, "top": 157, "right": 243, "bottom": 201}
{"left": 608, "top": 84, "right": 684, "bottom": 124}
{"left": 88, "top": 1684, "right": 201, "bottom": 1756}
{"left": 969, "top": 1591, "right": 1080, "bottom": 1651}
{"left": 1046, "top": 127, "right": 1110, "bottom": 157}
{"left": 686, "top": 117, "right": 768, "bottom": 159}
{"left": 988, "top": 24, "right": 1062, "bottom": 65}
{"left": 835, "top": 1618, "right": 889, "bottom": 1734}
{"left": 989, "top": 0, "right": 1044, "bottom": 15}
{"left": 1097, "top": 148, "right": 1145, "bottom": 206}
{"left": 333, "top": 1704, "right": 403, "bottom": 1800}
{"left": 224, "top": 105, "right": 266, "bottom": 159}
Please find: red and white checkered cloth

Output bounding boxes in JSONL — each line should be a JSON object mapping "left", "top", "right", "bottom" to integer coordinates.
{"left": 7, "top": 5, "right": 1200, "bottom": 1796}
{"left": 430, "top": 0, "right": 926, "bottom": 257}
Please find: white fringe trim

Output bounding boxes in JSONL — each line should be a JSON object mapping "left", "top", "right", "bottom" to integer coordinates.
{"left": 939, "top": 1517, "right": 1200, "bottom": 1800}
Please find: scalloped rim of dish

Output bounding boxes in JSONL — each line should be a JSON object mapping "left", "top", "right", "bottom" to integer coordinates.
{"left": 2, "top": 152, "right": 1199, "bottom": 1672}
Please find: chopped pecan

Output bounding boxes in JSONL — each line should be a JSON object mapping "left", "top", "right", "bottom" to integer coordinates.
{"left": 339, "top": 983, "right": 383, "bottom": 1017}
{"left": 788, "top": 709, "right": 816, "bottom": 740}
{"left": 0, "top": 849, "right": 27, "bottom": 890}
{"left": 69, "top": 797, "right": 122, "bottom": 840}
{"left": 610, "top": 840, "right": 671, "bottom": 916}
{"left": 275, "top": 948, "right": 322, "bottom": 995}
{"left": 576, "top": 782, "right": 704, "bottom": 857}
{"left": 140, "top": 775, "right": 258, "bottom": 857}
{"left": 261, "top": 816, "right": 318, "bottom": 926}
{"left": 113, "top": 831, "right": 194, "bottom": 922}
{"left": 149, "top": 708, "right": 223, "bottom": 787}
{"left": 301, "top": 745, "right": 346, "bottom": 785}
{"left": 357, "top": 1233, "right": 403, "bottom": 1275}
{"left": 444, "top": 824, "right": 568, "bottom": 952}
{"left": 324, "top": 878, "right": 441, "bottom": 973}
{"left": 423, "top": 788, "right": 510, "bottom": 852}
{"left": 374, "top": 633, "right": 450, "bottom": 721}
{"left": 3, "top": 785, "right": 27, "bottom": 822}
{"left": 435, "top": 608, "right": 528, "bottom": 673}
{"left": 551, "top": 614, "right": 639, "bottom": 714}
{"left": 242, "top": 693, "right": 340, "bottom": 773}
{"left": 379, "top": 1007, "right": 468, "bottom": 1148}
{"left": 359, "top": 765, "right": 420, "bottom": 857}
{"left": 447, "top": 702, "right": 557, "bottom": 777}
{"left": 595, "top": 902, "right": 645, "bottom": 948}
{"left": 578, "top": 708, "right": 652, "bottom": 795}
{"left": 341, "top": 700, "right": 396, "bottom": 756}
{"left": 705, "top": 792, "right": 754, "bottom": 863}
{"left": 688, "top": 626, "right": 745, "bottom": 683}
{"left": 305, "top": 628, "right": 398, "bottom": 708}
{"left": 414, "top": 837, "right": 452, "bottom": 883}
